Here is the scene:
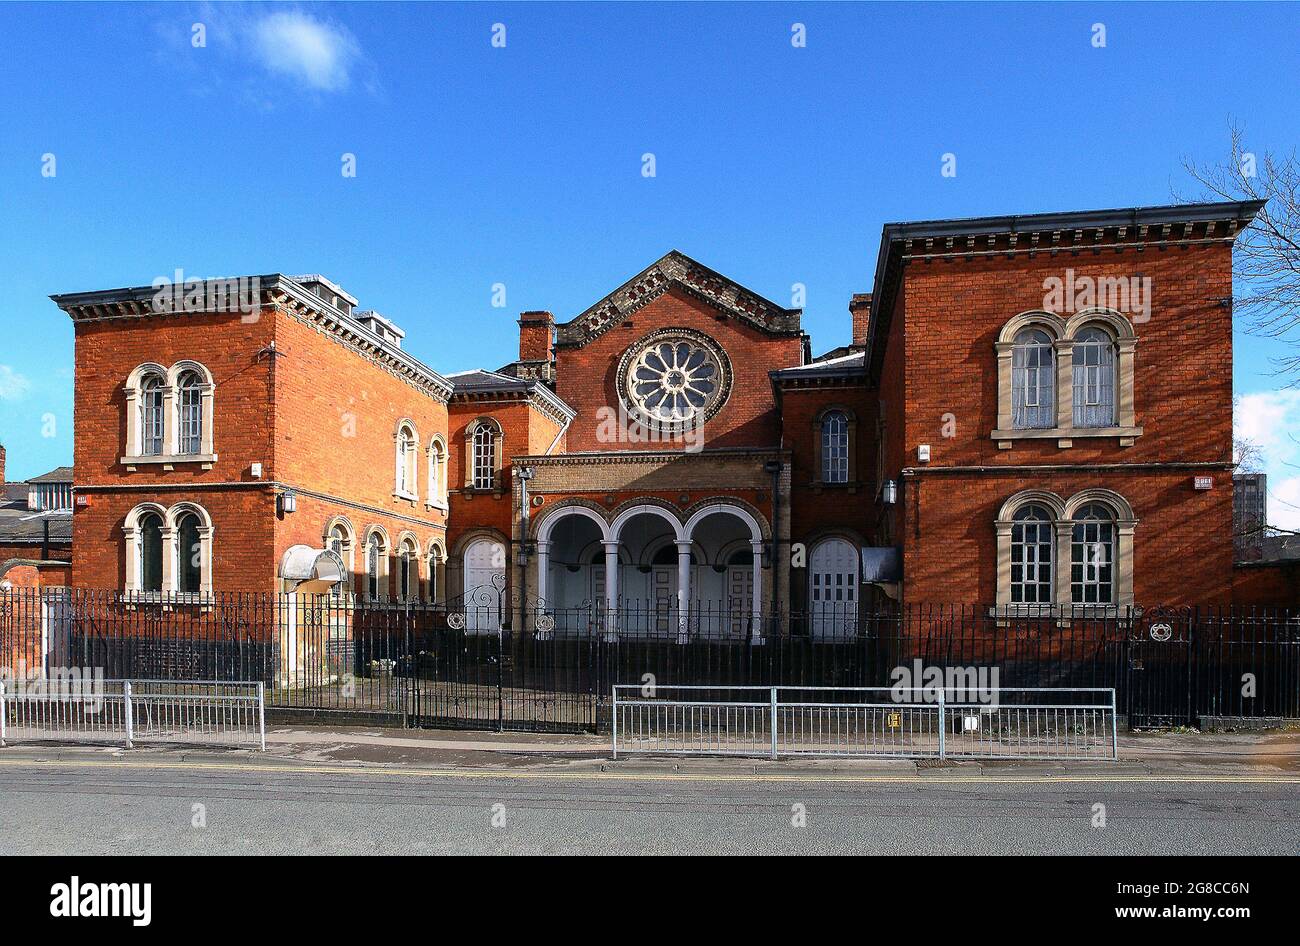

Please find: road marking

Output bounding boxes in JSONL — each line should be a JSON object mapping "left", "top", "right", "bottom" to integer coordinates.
{"left": 0, "top": 757, "right": 1298, "bottom": 785}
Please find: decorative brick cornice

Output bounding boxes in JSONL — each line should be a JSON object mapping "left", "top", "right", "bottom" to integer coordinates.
{"left": 556, "top": 251, "right": 802, "bottom": 348}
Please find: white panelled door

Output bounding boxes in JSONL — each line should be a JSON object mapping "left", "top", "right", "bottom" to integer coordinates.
{"left": 463, "top": 538, "right": 505, "bottom": 633}
{"left": 809, "top": 538, "right": 860, "bottom": 639}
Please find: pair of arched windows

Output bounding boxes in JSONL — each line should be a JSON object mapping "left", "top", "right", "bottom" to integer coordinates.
{"left": 1011, "top": 502, "right": 1116, "bottom": 604}
{"left": 126, "top": 503, "right": 212, "bottom": 597}
{"left": 1011, "top": 326, "right": 1116, "bottom": 430}
{"left": 126, "top": 363, "right": 215, "bottom": 461}
{"left": 394, "top": 422, "right": 449, "bottom": 507}
{"left": 999, "top": 489, "right": 1135, "bottom": 609}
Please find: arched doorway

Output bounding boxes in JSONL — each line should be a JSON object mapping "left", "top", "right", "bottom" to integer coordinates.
{"left": 808, "top": 538, "right": 859, "bottom": 638}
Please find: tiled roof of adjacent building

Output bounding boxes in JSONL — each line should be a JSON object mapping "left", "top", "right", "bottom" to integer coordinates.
{"left": 25, "top": 466, "right": 73, "bottom": 483}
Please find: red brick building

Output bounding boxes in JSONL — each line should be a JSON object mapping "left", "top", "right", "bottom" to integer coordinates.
{"left": 49, "top": 199, "right": 1278, "bottom": 629}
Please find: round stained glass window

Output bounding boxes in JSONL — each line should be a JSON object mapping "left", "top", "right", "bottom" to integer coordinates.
{"left": 618, "top": 330, "right": 731, "bottom": 426}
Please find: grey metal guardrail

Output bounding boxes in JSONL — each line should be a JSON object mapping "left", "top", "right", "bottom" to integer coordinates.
{"left": 611, "top": 685, "right": 1117, "bottom": 761}
{"left": 0, "top": 679, "right": 266, "bottom": 750}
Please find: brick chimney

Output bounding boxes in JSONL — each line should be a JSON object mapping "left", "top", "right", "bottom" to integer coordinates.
{"left": 850, "top": 293, "right": 873, "bottom": 347}
{"left": 518, "top": 311, "right": 555, "bottom": 363}
{"left": 0, "top": 443, "right": 5, "bottom": 484}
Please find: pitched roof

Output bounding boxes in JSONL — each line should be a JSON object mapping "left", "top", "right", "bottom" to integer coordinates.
{"left": 556, "top": 250, "right": 802, "bottom": 348}
{"left": 26, "top": 466, "right": 72, "bottom": 483}
{"left": 0, "top": 508, "right": 72, "bottom": 544}
{"left": 446, "top": 369, "right": 577, "bottom": 420}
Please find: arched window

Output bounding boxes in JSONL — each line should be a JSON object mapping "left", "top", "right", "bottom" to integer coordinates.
{"left": 366, "top": 533, "right": 385, "bottom": 600}
{"left": 821, "top": 411, "right": 849, "bottom": 483}
{"left": 395, "top": 422, "right": 418, "bottom": 497}
{"left": 396, "top": 536, "right": 418, "bottom": 601}
{"left": 1010, "top": 505, "right": 1054, "bottom": 604}
{"left": 327, "top": 523, "right": 351, "bottom": 597}
{"left": 139, "top": 512, "right": 164, "bottom": 593}
{"left": 1071, "top": 503, "right": 1115, "bottom": 604}
{"left": 428, "top": 439, "right": 447, "bottom": 507}
{"left": 141, "top": 375, "right": 165, "bottom": 456}
{"left": 1011, "top": 328, "right": 1055, "bottom": 429}
{"left": 1072, "top": 326, "right": 1116, "bottom": 428}
{"left": 472, "top": 423, "right": 497, "bottom": 490}
{"left": 177, "top": 370, "right": 204, "bottom": 454}
{"left": 176, "top": 511, "right": 202, "bottom": 594}
{"left": 428, "top": 545, "right": 444, "bottom": 603}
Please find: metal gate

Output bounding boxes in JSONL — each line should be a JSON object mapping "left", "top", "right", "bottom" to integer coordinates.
{"left": 404, "top": 585, "right": 598, "bottom": 733}
{"left": 1126, "top": 606, "right": 1195, "bottom": 728}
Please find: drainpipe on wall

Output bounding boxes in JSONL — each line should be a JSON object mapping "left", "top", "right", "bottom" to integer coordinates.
{"left": 764, "top": 459, "right": 782, "bottom": 634}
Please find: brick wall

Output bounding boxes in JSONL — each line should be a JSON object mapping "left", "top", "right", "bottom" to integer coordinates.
{"left": 555, "top": 287, "right": 801, "bottom": 452}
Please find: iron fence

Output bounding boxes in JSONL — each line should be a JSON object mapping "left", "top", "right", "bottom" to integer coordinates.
{"left": 0, "top": 589, "right": 1296, "bottom": 735}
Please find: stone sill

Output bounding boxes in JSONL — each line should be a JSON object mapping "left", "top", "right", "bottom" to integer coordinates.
{"left": 121, "top": 454, "right": 217, "bottom": 471}
{"left": 991, "top": 426, "right": 1142, "bottom": 449}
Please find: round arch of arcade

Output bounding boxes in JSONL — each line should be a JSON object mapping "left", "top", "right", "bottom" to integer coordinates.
{"left": 533, "top": 498, "right": 770, "bottom": 637}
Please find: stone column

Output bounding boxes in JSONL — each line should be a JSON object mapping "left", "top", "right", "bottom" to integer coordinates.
{"left": 603, "top": 541, "right": 620, "bottom": 641}
{"left": 750, "top": 538, "right": 765, "bottom": 644}
{"left": 676, "top": 540, "right": 692, "bottom": 644}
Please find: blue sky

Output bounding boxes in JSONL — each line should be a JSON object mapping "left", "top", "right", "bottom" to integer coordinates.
{"left": 0, "top": 1, "right": 1297, "bottom": 521}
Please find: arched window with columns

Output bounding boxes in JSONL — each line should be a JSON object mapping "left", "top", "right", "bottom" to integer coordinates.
{"left": 993, "top": 309, "right": 1140, "bottom": 447}
{"left": 465, "top": 418, "right": 502, "bottom": 491}
{"left": 123, "top": 502, "right": 214, "bottom": 598}
{"left": 427, "top": 436, "right": 448, "bottom": 508}
{"left": 996, "top": 488, "right": 1136, "bottom": 610}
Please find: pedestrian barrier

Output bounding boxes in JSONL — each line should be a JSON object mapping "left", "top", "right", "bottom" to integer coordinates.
{"left": 0, "top": 679, "right": 266, "bottom": 750}
{"left": 611, "top": 685, "right": 1117, "bottom": 761}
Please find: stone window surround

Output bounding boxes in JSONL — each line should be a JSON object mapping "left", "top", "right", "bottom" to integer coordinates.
{"left": 811, "top": 405, "right": 859, "bottom": 490}
{"left": 362, "top": 525, "right": 391, "bottom": 601}
{"left": 426, "top": 435, "right": 449, "bottom": 510}
{"left": 992, "top": 309, "right": 1141, "bottom": 449}
{"left": 123, "top": 501, "right": 215, "bottom": 601}
{"left": 121, "top": 361, "right": 217, "bottom": 468}
{"left": 994, "top": 487, "right": 1137, "bottom": 616}
{"left": 463, "top": 417, "right": 504, "bottom": 492}
{"left": 323, "top": 516, "right": 357, "bottom": 588}
{"left": 393, "top": 419, "right": 420, "bottom": 504}
{"left": 394, "top": 530, "right": 422, "bottom": 600}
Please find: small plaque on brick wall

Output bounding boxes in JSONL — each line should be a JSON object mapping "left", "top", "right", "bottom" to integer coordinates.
{"left": 1193, "top": 475, "right": 1213, "bottom": 490}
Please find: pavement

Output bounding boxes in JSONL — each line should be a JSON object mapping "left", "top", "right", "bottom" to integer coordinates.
{"left": 0, "top": 726, "right": 1297, "bottom": 854}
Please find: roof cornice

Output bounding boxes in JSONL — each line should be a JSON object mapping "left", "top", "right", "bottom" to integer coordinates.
{"left": 50, "top": 274, "right": 455, "bottom": 403}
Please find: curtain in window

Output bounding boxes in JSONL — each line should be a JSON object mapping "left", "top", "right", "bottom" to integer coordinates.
{"left": 178, "top": 371, "right": 203, "bottom": 454}
{"left": 141, "top": 377, "right": 165, "bottom": 455}
{"left": 1011, "top": 329, "right": 1055, "bottom": 429}
{"left": 1072, "top": 327, "right": 1116, "bottom": 428}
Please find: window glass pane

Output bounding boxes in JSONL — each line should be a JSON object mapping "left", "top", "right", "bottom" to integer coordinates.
{"left": 1072, "top": 328, "right": 1115, "bottom": 427}
{"left": 177, "top": 513, "right": 201, "bottom": 593}
{"left": 141, "top": 377, "right": 164, "bottom": 455}
{"left": 1011, "top": 329, "right": 1055, "bottom": 429}
{"left": 140, "top": 513, "right": 163, "bottom": 592}
{"left": 821, "top": 412, "right": 849, "bottom": 483}
{"left": 1010, "top": 504, "right": 1053, "bottom": 604}
{"left": 1070, "top": 503, "right": 1115, "bottom": 604}
{"left": 178, "top": 371, "right": 202, "bottom": 454}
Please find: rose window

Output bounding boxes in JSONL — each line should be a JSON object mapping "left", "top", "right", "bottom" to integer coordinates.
{"left": 623, "top": 335, "right": 728, "bottom": 424}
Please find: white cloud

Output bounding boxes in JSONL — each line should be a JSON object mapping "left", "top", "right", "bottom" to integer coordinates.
{"left": 0, "top": 365, "right": 31, "bottom": 401}
{"left": 1236, "top": 389, "right": 1300, "bottom": 530}
{"left": 249, "top": 11, "right": 360, "bottom": 92}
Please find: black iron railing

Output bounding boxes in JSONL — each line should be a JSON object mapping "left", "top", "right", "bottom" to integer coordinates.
{"left": 1, "top": 589, "right": 1297, "bottom": 732}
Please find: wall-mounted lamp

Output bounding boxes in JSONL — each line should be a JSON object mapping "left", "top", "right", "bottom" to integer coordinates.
{"left": 277, "top": 490, "right": 297, "bottom": 515}
{"left": 882, "top": 480, "right": 898, "bottom": 505}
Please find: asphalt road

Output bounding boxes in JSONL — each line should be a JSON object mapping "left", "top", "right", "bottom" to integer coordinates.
{"left": 1, "top": 758, "right": 1297, "bottom": 855}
